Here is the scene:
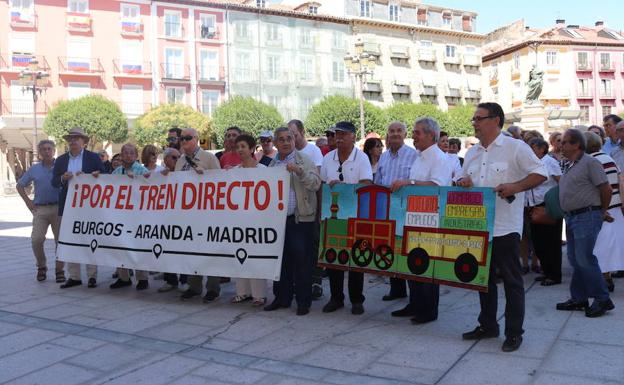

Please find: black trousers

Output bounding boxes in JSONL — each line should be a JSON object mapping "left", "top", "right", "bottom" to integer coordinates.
{"left": 273, "top": 217, "right": 315, "bottom": 308}
{"left": 478, "top": 233, "right": 525, "bottom": 337}
{"left": 408, "top": 281, "right": 440, "bottom": 320}
{"left": 530, "top": 220, "right": 563, "bottom": 282}
{"left": 388, "top": 277, "right": 407, "bottom": 297}
{"left": 328, "top": 269, "right": 365, "bottom": 304}
{"left": 163, "top": 273, "right": 188, "bottom": 286}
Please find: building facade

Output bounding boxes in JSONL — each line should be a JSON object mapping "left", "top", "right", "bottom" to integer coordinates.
{"left": 482, "top": 19, "right": 624, "bottom": 128}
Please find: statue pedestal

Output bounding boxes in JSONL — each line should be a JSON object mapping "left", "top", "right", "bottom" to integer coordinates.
{"left": 519, "top": 103, "right": 547, "bottom": 136}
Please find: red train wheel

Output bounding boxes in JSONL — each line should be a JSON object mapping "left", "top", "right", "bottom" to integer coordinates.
{"left": 407, "top": 248, "right": 430, "bottom": 275}
{"left": 338, "top": 250, "right": 350, "bottom": 265}
{"left": 351, "top": 239, "right": 374, "bottom": 267}
{"left": 373, "top": 244, "right": 394, "bottom": 270}
{"left": 324, "top": 248, "right": 337, "bottom": 264}
{"left": 454, "top": 253, "right": 478, "bottom": 282}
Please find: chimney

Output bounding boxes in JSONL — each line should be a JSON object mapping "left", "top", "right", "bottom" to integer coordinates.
{"left": 525, "top": 26, "right": 530, "bottom": 31}
{"left": 556, "top": 19, "right": 565, "bottom": 25}
{"left": 595, "top": 21, "right": 604, "bottom": 27}
{"left": 567, "top": 24, "right": 579, "bottom": 29}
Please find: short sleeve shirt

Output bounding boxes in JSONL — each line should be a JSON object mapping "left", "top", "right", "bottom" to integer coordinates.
{"left": 299, "top": 142, "right": 324, "bottom": 168}
{"left": 559, "top": 153, "right": 608, "bottom": 212}
{"left": 461, "top": 133, "right": 547, "bottom": 237}
{"left": 526, "top": 155, "right": 562, "bottom": 206}
{"left": 374, "top": 144, "right": 418, "bottom": 186}
{"left": 17, "top": 161, "right": 59, "bottom": 205}
{"left": 321, "top": 147, "right": 373, "bottom": 184}
{"left": 408, "top": 145, "right": 453, "bottom": 186}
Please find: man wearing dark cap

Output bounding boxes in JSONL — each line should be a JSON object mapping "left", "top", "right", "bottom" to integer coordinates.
{"left": 320, "top": 121, "right": 373, "bottom": 315}
{"left": 52, "top": 127, "right": 106, "bottom": 289}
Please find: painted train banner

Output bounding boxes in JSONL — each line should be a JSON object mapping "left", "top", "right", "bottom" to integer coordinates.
{"left": 57, "top": 169, "right": 290, "bottom": 281}
{"left": 318, "top": 184, "right": 496, "bottom": 292}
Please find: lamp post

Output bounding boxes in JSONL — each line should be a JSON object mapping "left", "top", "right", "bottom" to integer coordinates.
{"left": 344, "top": 39, "right": 377, "bottom": 139}
{"left": 19, "top": 57, "right": 49, "bottom": 162}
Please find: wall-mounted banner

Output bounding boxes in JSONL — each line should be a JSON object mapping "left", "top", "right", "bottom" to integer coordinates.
{"left": 318, "top": 184, "right": 496, "bottom": 292}
{"left": 57, "top": 169, "right": 290, "bottom": 280}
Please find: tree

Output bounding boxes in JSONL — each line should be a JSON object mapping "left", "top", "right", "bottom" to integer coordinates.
{"left": 211, "top": 96, "right": 283, "bottom": 146}
{"left": 133, "top": 104, "right": 211, "bottom": 147}
{"left": 446, "top": 104, "right": 476, "bottom": 137}
{"left": 305, "top": 95, "right": 387, "bottom": 138}
{"left": 384, "top": 102, "right": 450, "bottom": 133}
{"left": 43, "top": 95, "right": 127, "bottom": 149}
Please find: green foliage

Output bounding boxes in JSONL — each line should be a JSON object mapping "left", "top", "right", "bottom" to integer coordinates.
{"left": 304, "top": 95, "right": 387, "bottom": 138}
{"left": 133, "top": 104, "right": 211, "bottom": 147}
{"left": 446, "top": 104, "right": 476, "bottom": 137}
{"left": 43, "top": 95, "right": 127, "bottom": 148}
{"left": 211, "top": 96, "right": 283, "bottom": 146}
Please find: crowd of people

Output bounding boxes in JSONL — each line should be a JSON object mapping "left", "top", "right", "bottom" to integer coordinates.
{"left": 16, "top": 102, "right": 624, "bottom": 353}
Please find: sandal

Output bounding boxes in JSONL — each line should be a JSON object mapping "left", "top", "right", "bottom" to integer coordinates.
{"left": 36, "top": 268, "right": 47, "bottom": 282}
{"left": 55, "top": 270, "right": 66, "bottom": 283}
{"left": 251, "top": 297, "right": 267, "bottom": 307}
{"left": 230, "top": 295, "right": 251, "bottom": 304}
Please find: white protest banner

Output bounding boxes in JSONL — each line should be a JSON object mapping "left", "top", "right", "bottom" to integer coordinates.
{"left": 57, "top": 168, "right": 290, "bottom": 280}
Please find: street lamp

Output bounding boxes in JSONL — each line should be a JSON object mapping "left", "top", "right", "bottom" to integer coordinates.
{"left": 344, "top": 39, "right": 377, "bottom": 139}
{"left": 19, "top": 57, "right": 49, "bottom": 162}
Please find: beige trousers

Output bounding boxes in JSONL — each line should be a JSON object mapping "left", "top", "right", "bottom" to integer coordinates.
{"left": 31, "top": 205, "right": 64, "bottom": 273}
{"left": 235, "top": 278, "right": 267, "bottom": 299}
{"left": 59, "top": 216, "right": 97, "bottom": 280}
{"left": 117, "top": 268, "right": 148, "bottom": 281}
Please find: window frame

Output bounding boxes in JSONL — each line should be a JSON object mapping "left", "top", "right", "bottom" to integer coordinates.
{"left": 164, "top": 10, "right": 182, "bottom": 38}
{"left": 166, "top": 86, "right": 186, "bottom": 104}
{"left": 68, "top": 0, "right": 88, "bottom": 14}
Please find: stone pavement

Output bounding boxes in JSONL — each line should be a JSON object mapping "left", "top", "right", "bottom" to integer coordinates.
{"left": 0, "top": 196, "right": 623, "bottom": 385}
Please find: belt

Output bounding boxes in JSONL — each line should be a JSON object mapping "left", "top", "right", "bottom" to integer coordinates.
{"left": 35, "top": 202, "right": 58, "bottom": 206}
{"left": 565, "top": 205, "right": 601, "bottom": 216}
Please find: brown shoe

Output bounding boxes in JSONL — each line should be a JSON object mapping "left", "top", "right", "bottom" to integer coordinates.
{"left": 37, "top": 268, "right": 47, "bottom": 282}
{"left": 55, "top": 270, "right": 66, "bottom": 283}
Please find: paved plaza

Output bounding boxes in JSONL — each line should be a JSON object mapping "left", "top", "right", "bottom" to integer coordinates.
{"left": 0, "top": 196, "right": 623, "bottom": 385}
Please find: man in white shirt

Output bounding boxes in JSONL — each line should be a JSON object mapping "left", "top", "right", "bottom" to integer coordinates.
{"left": 288, "top": 119, "right": 323, "bottom": 169}
{"left": 391, "top": 118, "right": 454, "bottom": 324}
{"left": 456, "top": 102, "right": 546, "bottom": 353}
{"left": 320, "top": 121, "right": 373, "bottom": 315}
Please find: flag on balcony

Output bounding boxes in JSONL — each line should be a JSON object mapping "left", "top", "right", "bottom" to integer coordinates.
{"left": 122, "top": 64, "right": 142, "bottom": 74}
{"left": 12, "top": 55, "right": 31, "bottom": 68}
{"left": 68, "top": 60, "right": 90, "bottom": 72}
{"left": 121, "top": 20, "right": 142, "bottom": 33}
{"left": 67, "top": 13, "right": 91, "bottom": 28}
{"left": 11, "top": 10, "right": 32, "bottom": 23}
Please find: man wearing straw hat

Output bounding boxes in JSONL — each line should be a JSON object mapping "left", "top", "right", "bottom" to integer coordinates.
{"left": 52, "top": 127, "right": 106, "bottom": 289}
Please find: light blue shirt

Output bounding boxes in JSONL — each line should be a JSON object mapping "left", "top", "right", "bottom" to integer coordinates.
{"left": 602, "top": 137, "right": 619, "bottom": 156}
{"left": 67, "top": 149, "right": 84, "bottom": 174}
{"left": 17, "top": 161, "right": 59, "bottom": 205}
{"left": 374, "top": 144, "right": 418, "bottom": 186}
{"left": 112, "top": 161, "right": 149, "bottom": 176}
{"left": 272, "top": 151, "right": 297, "bottom": 216}
{"left": 611, "top": 145, "right": 624, "bottom": 172}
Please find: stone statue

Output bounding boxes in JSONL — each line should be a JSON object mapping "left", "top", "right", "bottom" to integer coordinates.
{"left": 525, "top": 65, "right": 544, "bottom": 104}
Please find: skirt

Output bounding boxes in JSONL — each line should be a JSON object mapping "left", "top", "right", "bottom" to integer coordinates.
{"left": 594, "top": 208, "right": 624, "bottom": 272}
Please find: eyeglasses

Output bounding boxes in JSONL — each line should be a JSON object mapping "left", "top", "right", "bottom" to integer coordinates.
{"left": 166, "top": 137, "right": 179, "bottom": 143}
{"left": 260, "top": 138, "right": 272, "bottom": 143}
{"left": 337, "top": 165, "right": 344, "bottom": 182}
{"left": 471, "top": 115, "right": 495, "bottom": 123}
{"left": 179, "top": 135, "right": 194, "bottom": 142}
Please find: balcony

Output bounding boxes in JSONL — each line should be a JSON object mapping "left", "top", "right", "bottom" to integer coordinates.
{"left": 197, "top": 66, "right": 226, "bottom": 86}
{"left": 464, "top": 89, "right": 481, "bottom": 100}
{"left": 418, "top": 49, "right": 436, "bottom": 63}
{"left": 463, "top": 54, "right": 481, "bottom": 67}
{"left": 0, "top": 54, "right": 50, "bottom": 73}
{"left": 160, "top": 63, "right": 190, "bottom": 82}
{"left": 420, "top": 85, "right": 437, "bottom": 96}
{"left": 362, "top": 42, "right": 381, "bottom": 56}
{"left": 363, "top": 80, "right": 382, "bottom": 93}
{"left": 120, "top": 19, "right": 143, "bottom": 36}
{"left": 113, "top": 60, "right": 152, "bottom": 78}
{"left": 576, "top": 61, "right": 592, "bottom": 71}
{"left": 10, "top": 9, "right": 37, "bottom": 28}
{"left": 443, "top": 55, "right": 461, "bottom": 66}
{"left": 58, "top": 57, "right": 104, "bottom": 75}
{"left": 231, "top": 68, "right": 258, "bottom": 82}
{"left": 447, "top": 87, "right": 461, "bottom": 98}
{"left": 118, "top": 102, "right": 152, "bottom": 117}
{"left": 163, "top": 22, "right": 184, "bottom": 39}
{"left": 389, "top": 46, "right": 409, "bottom": 60}
{"left": 599, "top": 89, "right": 615, "bottom": 99}
{"left": 599, "top": 62, "right": 615, "bottom": 72}
{"left": 1, "top": 99, "right": 49, "bottom": 116}
{"left": 391, "top": 83, "right": 410, "bottom": 95}
{"left": 199, "top": 25, "right": 219, "bottom": 40}
{"left": 262, "top": 70, "right": 290, "bottom": 83}
{"left": 66, "top": 12, "right": 92, "bottom": 32}
{"left": 577, "top": 89, "right": 593, "bottom": 98}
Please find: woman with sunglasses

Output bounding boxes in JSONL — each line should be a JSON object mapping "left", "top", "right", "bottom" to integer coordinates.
{"left": 363, "top": 137, "right": 383, "bottom": 180}
{"left": 141, "top": 144, "right": 165, "bottom": 173}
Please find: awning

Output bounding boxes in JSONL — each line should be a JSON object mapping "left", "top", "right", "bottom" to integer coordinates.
{"left": 389, "top": 46, "right": 409, "bottom": 59}
{"left": 421, "top": 75, "right": 437, "bottom": 87}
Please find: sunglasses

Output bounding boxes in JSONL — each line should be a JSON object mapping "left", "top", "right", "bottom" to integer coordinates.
{"left": 179, "top": 135, "right": 194, "bottom": 142}
{"left": 170, "top": 156, "right": 179, "bottom": 160}
{"left": 260, "top": 138, "right": 272, "bottom": 143}
{"left": 338, "top": 165, "right": 344, "bottom": 182}
{"left": 326, "top": 132, "right": 335, "bottom": 137}
{"left": 166, "top": 137, "right": 179, "bottom": 143}
{"left": 471, "top": 115, "right": 495, "bottom": 123}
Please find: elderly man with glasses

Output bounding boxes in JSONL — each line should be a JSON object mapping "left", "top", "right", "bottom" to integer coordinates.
{"left": 456, "top": 102, "right": 546, "bottom": 352}
{"left": 320, "top": 121, "right": 373, "bottom": 315}
{"left": 171, "top": 128, "right": 222, "bottom": 303}
{"left": 256, "top": 130, "right": 277, "bottom": 166}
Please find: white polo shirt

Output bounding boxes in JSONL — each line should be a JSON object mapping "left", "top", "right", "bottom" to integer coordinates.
{"left": 461, "top": 133, "right": 547, "bottom": 237}
{"left": 321, "top": 147, "right": 373, "bottom": 184}
{"left": 409, "top": 144, "right": 453, "bottom": 186}
{"left": 299, "top": 142, "right": 324, "bottom": 168}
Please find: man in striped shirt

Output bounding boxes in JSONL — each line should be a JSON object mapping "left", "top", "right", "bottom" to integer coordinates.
{"left": 374, "top": 121, "right": 418, "bottom": 306}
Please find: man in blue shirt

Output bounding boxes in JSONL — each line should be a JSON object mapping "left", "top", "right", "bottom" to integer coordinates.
{"left": 602, "top": 114, "right": 621, "bottom": 155}
{"left": 17, "top": 140, "right": 64, "bottom": 283}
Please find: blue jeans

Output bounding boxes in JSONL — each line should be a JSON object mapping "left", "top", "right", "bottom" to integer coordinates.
{"left": 566, "top": 210, "right": 609, "bottom": 302}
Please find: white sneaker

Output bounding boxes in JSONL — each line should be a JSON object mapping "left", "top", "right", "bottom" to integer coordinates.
{"left": 178, "top": 283, "right": 189, "bottom": 292}
{"left": 158, "top": 283, "right": 177, "bottom": 293}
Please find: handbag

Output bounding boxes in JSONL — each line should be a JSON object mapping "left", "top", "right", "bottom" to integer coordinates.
{"left": 528, "top": 187, "right": 558, "bottom": 225}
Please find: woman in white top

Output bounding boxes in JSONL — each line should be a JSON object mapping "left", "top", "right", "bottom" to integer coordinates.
{"left": 230, "top": 134, "right": 267, "bottom": 306}
{"left": 586, "top": 132, "right": 624, "bottom": 292}
{"left": 526, "top": 138, "right": 562, "bottom": 286}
